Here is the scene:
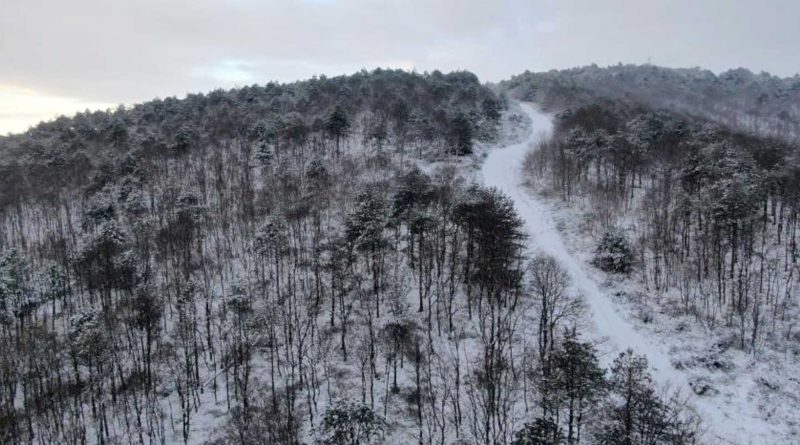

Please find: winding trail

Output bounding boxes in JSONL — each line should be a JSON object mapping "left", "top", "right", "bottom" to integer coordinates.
{"left": 480, "top": 102, "right": 779, "bottom": 445}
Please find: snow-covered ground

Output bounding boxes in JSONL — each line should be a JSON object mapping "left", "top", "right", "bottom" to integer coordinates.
{"left": 481, "top": 102, "right": 790, "bottom": 445}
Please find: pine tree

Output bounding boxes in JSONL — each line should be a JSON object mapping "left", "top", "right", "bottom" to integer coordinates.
{"left": 512, "top": 418, "right": 563, "bottom": 445}
{"left": 597, "top": 350, "right": 669, "bottom": 445}
{"left": 316, "top": 400, "right": 386, "bottom": 445}
{"left": 326, "top": 105, "right": 351, "bottom": 156}
{"left": 550, "top": 330, "right": 605, "bottom": 444}
{"left": 593, "top": 229, "right": 634, "bottom": 274}
{"left": 448, "top": 112, "right": 474, "bottom": 156}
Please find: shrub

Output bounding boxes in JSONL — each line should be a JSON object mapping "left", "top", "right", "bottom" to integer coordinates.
{"left": 512, "top": 418, "right": 563, "bottom": 445}
{"left": 593, "top": 228, "right": 633, "bottom": 274}
{"left": 316, "top": 400, "right": 386, "bottom": 445}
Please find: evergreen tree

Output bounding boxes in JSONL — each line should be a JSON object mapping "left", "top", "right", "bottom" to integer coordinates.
{"left": 550, "top": 330, "right": 605, "bottom": 444}
{"left": 593, "top": 229, "right": 634, "bottom": 274}
{"left": 316, "top": 400, "right": 386, "bottom": 445}
{"left": 0, "top": 249, "right": 28, "bottom": 327}
{"left": 595, "top": 350, "right": 700, "bottom": 445}
{"left": 326, "top": 105, "right": 351, "bottom": 155}
{"left": 448, "top": 112, "right": 474, "bottom": 156}
{"left": 512, "top": 418, "right": 563, "bottom": 445}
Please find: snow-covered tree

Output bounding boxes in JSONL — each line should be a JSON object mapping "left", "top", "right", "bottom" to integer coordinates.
{"left": 593, "top": 228, "right": 634, "bottom": 274}
{"left": 316, "top": 400, "right": 386, "bottom": 445}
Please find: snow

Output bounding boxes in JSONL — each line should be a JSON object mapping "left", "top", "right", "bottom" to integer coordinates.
{"left": 480, "top": 102, "right": 786, "bottom": 445}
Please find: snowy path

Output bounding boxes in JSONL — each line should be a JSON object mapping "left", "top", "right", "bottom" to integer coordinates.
{"left": 480, "top": 102, "right": 780, "bottom": 445}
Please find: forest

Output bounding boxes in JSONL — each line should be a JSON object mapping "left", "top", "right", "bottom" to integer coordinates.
{"left": 507, "top": 67, "right": 800, "bottom": 442}
{"left": 3, "top": 64, "right": 798, "bottom": 444}
{"left": 517, "top": 92, "right": 800, "bottom": 353}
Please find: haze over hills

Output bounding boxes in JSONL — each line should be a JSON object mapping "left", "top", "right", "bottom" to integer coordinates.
{"left": 0, "top": 64, "right": 799, "bottom": 445}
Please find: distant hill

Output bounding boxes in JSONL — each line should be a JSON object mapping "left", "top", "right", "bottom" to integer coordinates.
{"left": 501, "top": 64, "right": 800, "bottom": 141}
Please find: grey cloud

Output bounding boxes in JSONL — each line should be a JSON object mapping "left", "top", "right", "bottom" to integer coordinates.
{"left": 1, "top": 0, "right": 798, "bottom": 110}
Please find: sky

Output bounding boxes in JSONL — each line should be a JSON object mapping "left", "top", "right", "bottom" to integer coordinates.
{"left": 2, "top": 0, "right": 798, "bottom": 134}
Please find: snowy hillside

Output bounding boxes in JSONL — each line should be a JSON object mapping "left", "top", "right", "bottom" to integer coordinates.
{"left": 489, "top": 103, "right": 797, "bottom": 444}
{"left": 1, "top": 67, "right": 798, "bottom": 445}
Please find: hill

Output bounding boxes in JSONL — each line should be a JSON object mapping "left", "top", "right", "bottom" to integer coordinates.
{"left": 502, "top": 64, "right": 800, "bottom": 141}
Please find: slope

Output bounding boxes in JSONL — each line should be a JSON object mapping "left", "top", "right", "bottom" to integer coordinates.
{"left": 480, "top": 102, "right": 784, "bottom": 445}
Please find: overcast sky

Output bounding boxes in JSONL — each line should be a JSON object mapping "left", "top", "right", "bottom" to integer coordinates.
{"left": 1, "top": 0, "right": 798, "bottom": 134}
